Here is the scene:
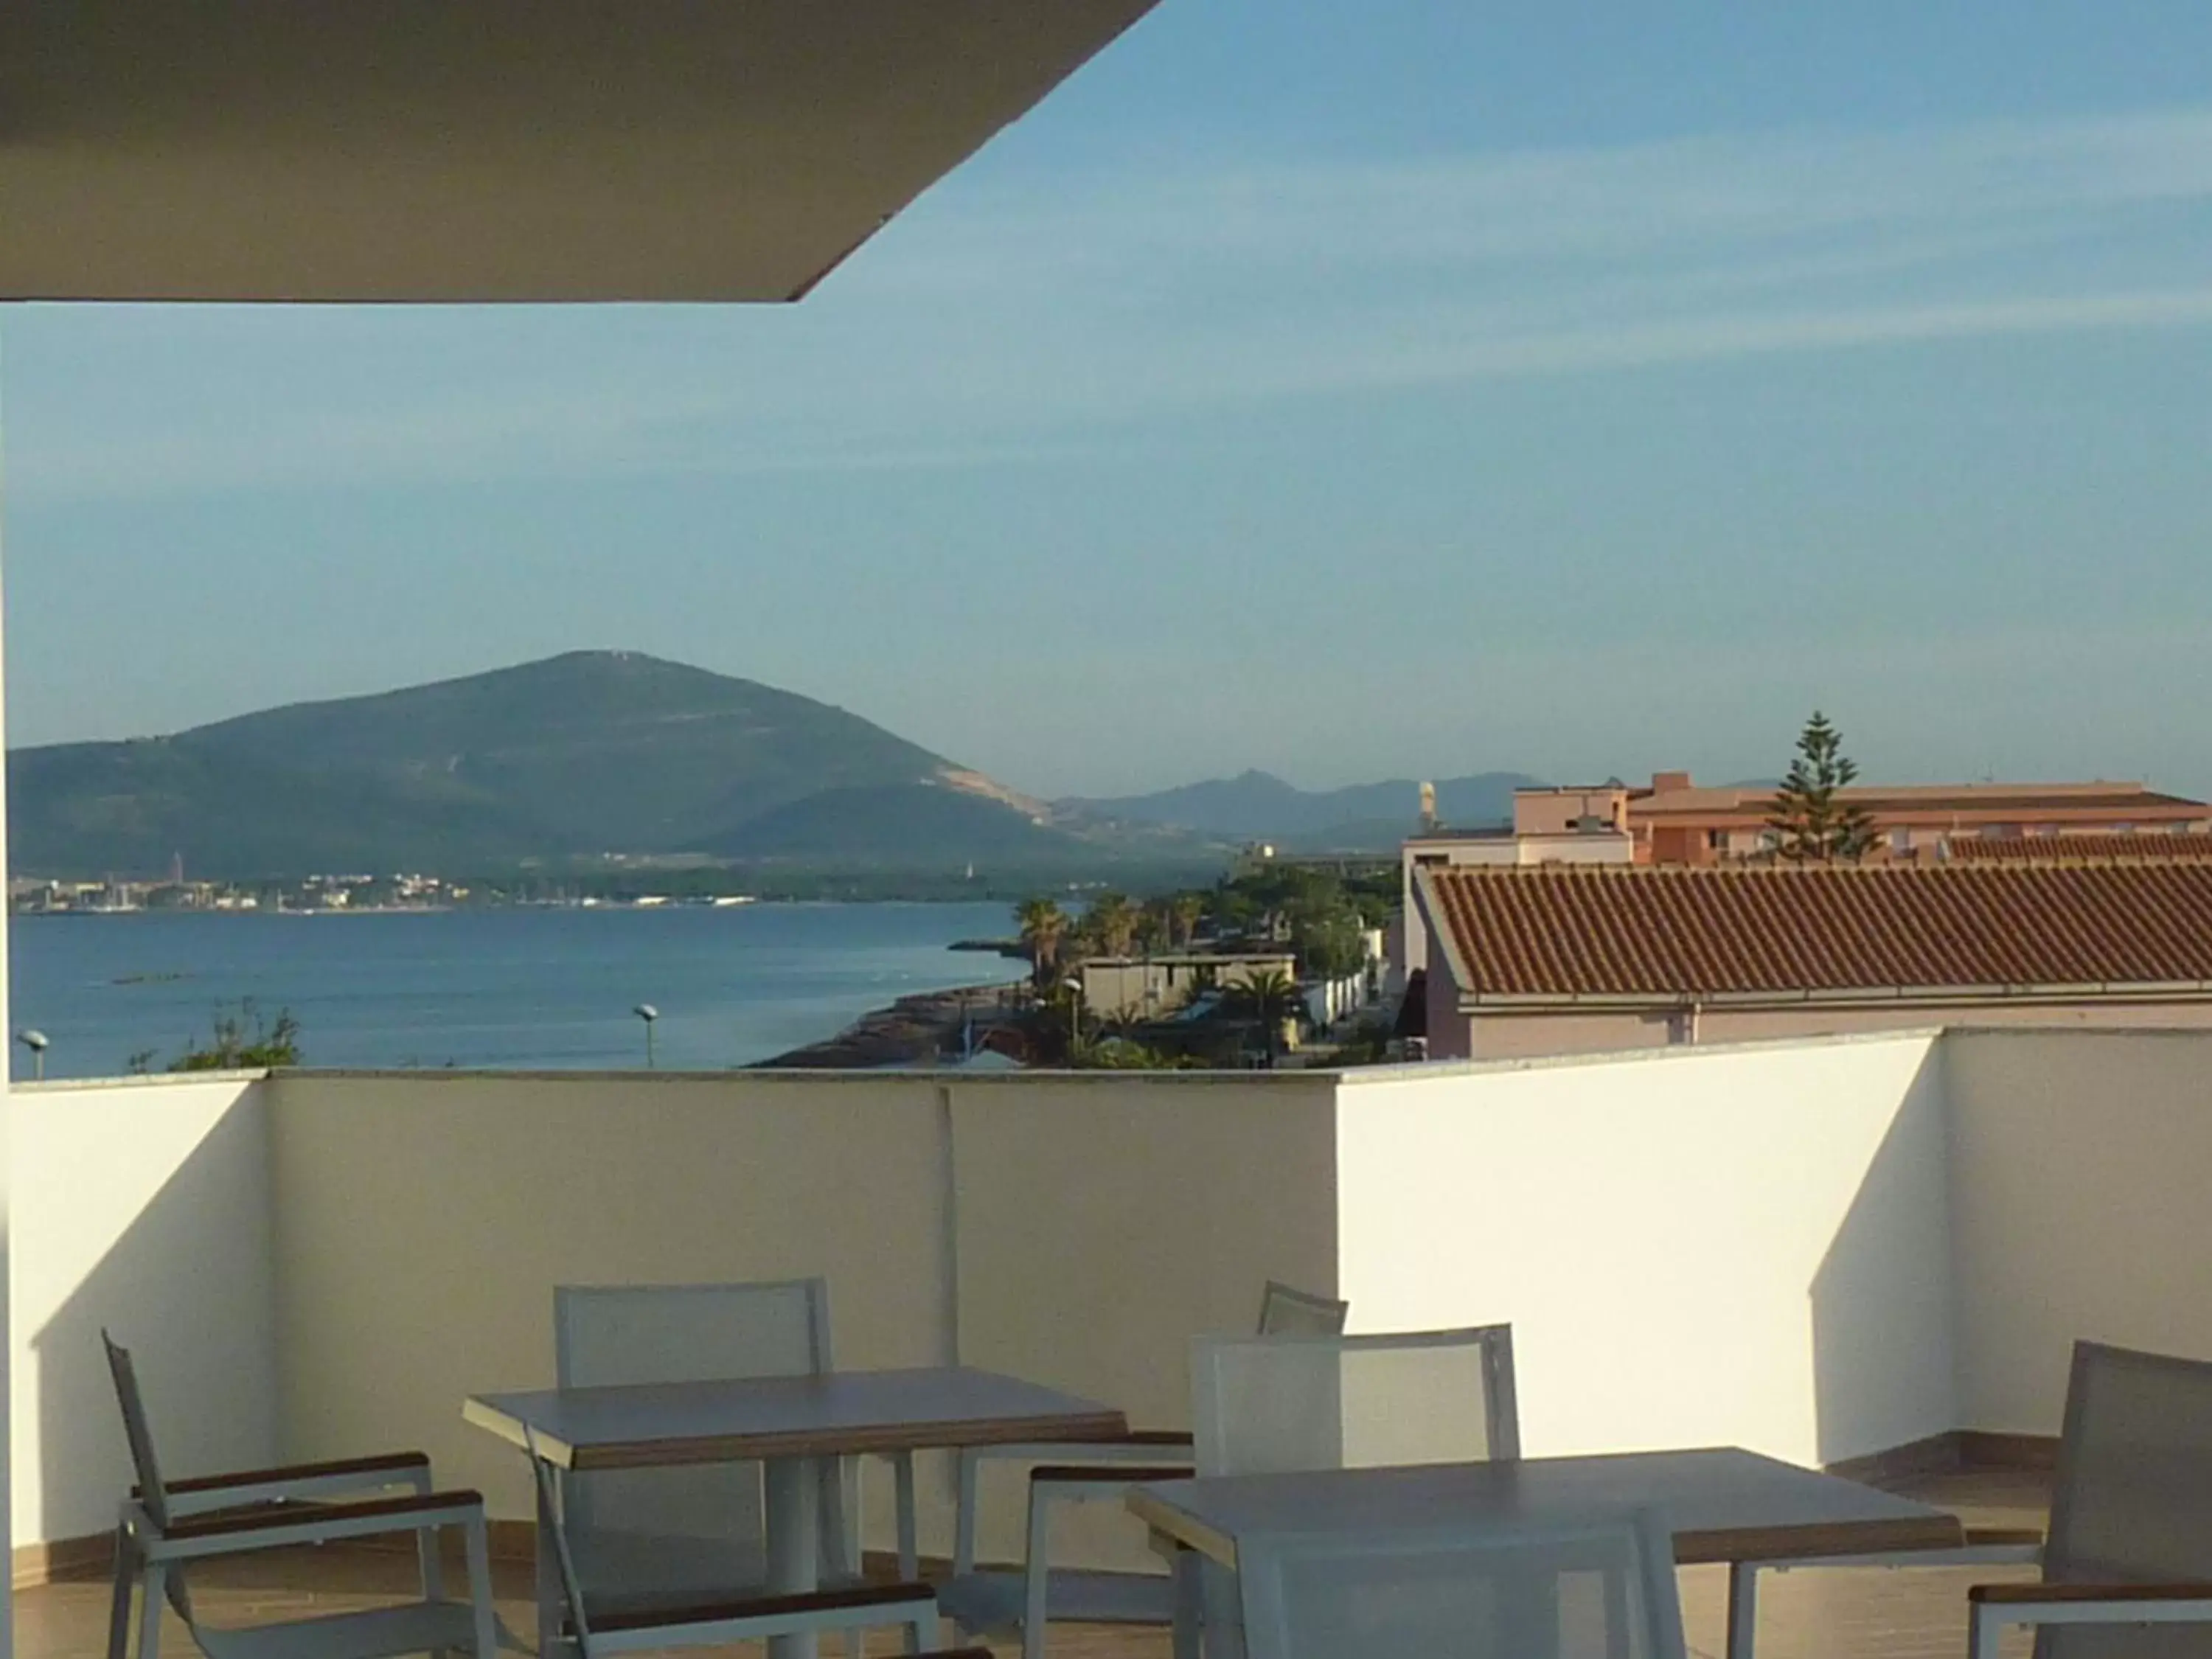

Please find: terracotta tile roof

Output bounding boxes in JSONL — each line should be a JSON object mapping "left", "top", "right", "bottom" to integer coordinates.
{"left": 1417, "top": 863, "right": 2212, "bottom": 1001}
{"left": 1947, "top": 834, "right": 2212, "bottom": 863}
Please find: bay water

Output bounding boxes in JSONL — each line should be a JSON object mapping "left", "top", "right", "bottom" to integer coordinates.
{"left": 7, "top": 902, "right": 1018, "bottom": 1081}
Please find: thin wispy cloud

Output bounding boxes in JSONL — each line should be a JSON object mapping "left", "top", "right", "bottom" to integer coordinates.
{"left": 13, "top": 108, "right": 2212, "bottom": 501}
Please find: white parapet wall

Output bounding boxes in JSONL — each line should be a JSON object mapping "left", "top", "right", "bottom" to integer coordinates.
{"left": 8, "top": 1074, "right": 276, "bottom": 1549}
{"left": 265, "top": 1070, "right": 956, "bottom": 1526}
{"left": 1945, "top": 1026, "right": 2212, "bottom": 1436}
{"left": 264, "top": 1068, "right": 1339, "bottom": 1565}
{"left": 1332, "top": 1032, "right": 1959, "bottom": 1470}
{"left": 17, "top": 1028, "right": 2212, "bottom": 1571}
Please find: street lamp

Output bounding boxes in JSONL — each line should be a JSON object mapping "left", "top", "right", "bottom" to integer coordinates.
{"left": 633, "top": 1004, "right": 658, "bottom": 1069}
{"left": 16, "top": 1029, "right": 50, "bottom": 1082}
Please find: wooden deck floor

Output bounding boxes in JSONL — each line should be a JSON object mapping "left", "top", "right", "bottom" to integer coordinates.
{"left": 18, "top": 1470, "right": 2049, "bottom": 1659}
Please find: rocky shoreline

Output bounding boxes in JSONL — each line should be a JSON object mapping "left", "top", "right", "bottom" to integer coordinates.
{"left": 755, "top": 979, "right": 1026, "bottom": 1068}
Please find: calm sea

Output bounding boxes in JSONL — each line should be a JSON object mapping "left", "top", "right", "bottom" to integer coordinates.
{"left": 6, "top": 903, "right": 1018, "bottom": 1081}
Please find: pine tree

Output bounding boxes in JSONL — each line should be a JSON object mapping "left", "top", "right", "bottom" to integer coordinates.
{"left": 1767, "top": 712, "right": 1877, "bottom": 863}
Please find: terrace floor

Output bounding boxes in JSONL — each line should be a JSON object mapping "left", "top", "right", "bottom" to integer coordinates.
{"left": 17, "top": 1470, "right": 2050, "bottom": 1659}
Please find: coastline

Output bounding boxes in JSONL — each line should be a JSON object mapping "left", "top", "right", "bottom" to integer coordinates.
{"left": 757, "top": 978, "right": 1026, "bottom": 1068}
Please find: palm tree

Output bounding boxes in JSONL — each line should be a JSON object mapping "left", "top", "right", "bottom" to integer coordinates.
{"left": 1015, "top": 897, "right": 1068, "bottom": 987}
{"left": 1225, "top": 967, "right": 1302, "bottom": 1067}
{"left": 1085, "top": 891, "right": 1140, "bottom": 957}
{"left": 1169, "top": 894, "right": 1206, "bottom": 947}
{"left": 1134, "top": 906, "right": 1169, "bottom": 957}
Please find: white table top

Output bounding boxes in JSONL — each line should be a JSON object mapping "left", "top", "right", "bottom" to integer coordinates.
{"left": 465, "top": 1365, "right": 1126, "bottom": 1469}
{"left": 1129, "top": 1446, "right": 1965, "bottom": 1568}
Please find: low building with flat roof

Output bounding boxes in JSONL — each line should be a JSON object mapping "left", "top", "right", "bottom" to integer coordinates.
{"left": 1626, "top": 773, "right": 2211, "bottom": 865}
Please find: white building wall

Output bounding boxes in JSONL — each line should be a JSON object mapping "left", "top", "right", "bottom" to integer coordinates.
{"left": 1332, "top": 1033, "right": 1958, "bottom": 1469}
{"left": 8, "top": 1075, "right": 276, "bottom": 1545}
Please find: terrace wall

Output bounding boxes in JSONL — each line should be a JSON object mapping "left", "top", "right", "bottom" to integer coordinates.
{"left": 8, "top": 1074, "right": 275, "bottom": 1550}
{"left": 1334, "top": 1033, "right": 1956, "bottom": 1469}
{"left": 13, "top": 1029, "right": 2212, "bottom": 1572}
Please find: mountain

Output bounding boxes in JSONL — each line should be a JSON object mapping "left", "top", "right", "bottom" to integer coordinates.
{"left": 7, "top": 652, "right": 1060, "bottom": 877}
{"left": 1064, "top": 769, "right": 1543, "bottom": 849}
{"left": 710, "top": 783, "right": 1078, "bottom": 860}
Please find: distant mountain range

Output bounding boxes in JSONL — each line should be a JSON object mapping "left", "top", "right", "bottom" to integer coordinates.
{"left": 1062, "top": 770, "right": 1543, "bottom": 851}
{"left": 7, "top": 652, "right": 1086, "bottom": 877}
{"left": 7, "top": 651, "right": 1548, "bottom": 877}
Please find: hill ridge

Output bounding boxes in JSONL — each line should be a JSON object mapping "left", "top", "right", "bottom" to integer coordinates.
{"left": 7, "top": 651, "right": 1056, "bottom": 877}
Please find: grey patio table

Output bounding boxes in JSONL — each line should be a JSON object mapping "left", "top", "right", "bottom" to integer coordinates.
{"left": 1129, "top": 1445, "right": 1966, "bottom": 1659}
{"left": 467, "top": 1366, "right": 1126, "bottom": 1659}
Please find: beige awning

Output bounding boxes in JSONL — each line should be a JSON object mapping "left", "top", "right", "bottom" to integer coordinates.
{"left": 0, "top": 1, "right": 1157, "bottom": 302}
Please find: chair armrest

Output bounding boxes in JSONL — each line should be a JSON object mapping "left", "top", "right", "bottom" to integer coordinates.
{"left": 145, "top": 1451, "right": 434, "bottom": 1515}
{"left": 1970, "top": 1577, "right": 2212, "bottom": 1656}
{"left": 1973, "top": 1582, "right": 2212, "bottom": 1605}
{"left": 966, "top": 1435, "right": 1193, "bottom": 1468}
{"left": 590, "top": 1582, "right": 936, "bottom": 1635}
{"left": 1032, "top": 1464, "right": 1196, "bottom": 1489}
{"left": 148, "top": 1489, "right": 484, "bottom": 1560}
{"left": 1763, "top": 1522, "right": 2042, "bottom": 1574}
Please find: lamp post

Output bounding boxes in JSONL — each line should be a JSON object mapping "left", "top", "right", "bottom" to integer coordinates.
{"left": 17, "top": 1029, "right": 50, "bottom": 1082}
{"left": 633, "top": 1004, "right": 658, "bottom": 1069}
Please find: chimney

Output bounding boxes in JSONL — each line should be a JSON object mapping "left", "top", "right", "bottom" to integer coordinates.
{"left": 1651, "top": 771, "right": 1692, "bottom": 794}
{"left": 1418, "top": 781, "right": 1439, "bottom": 834}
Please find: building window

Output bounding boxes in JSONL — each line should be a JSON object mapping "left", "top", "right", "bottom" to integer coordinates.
{"left": 1890, "top": 827, "right": 1911, "bottom": 853}
{"left": 1706, "top": 830, "right": 1728, "bottom": 851}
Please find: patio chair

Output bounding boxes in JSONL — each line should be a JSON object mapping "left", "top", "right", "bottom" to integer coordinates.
{"left": 1970, "top": 1340, "right": 2212, "bottom": 1659}
{"left": 1747, "top": 1340, "right": 2212, "bottom": 1659}
{"left": 937, "top": 1280, "right": 1348, "bottom": 1659}
{"left": 1191, "top": 1324, "right": 1521, "bottom": 1659}
{"left": 1236, "top": 1506, "right": 1688, "bottom": 1659}
{"left": 526, "top": 1439, "right": 944, "bottom": 1659}
{"left": 547, "top": 1279, "right": 917, "bottom": 1655}
{"left": 102, "top": 1330, "right": 501, "bottom": 1659}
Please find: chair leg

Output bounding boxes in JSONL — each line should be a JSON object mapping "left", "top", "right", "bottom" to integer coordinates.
{"left": 1726, "top": 1562, "right": 1759, "bottom": 1659}
{"left": 136, "top": 1565, "right": 166, "bottom": 1659}
{"left": 1020, "top": 1487, "right": 1053, "bottom": 1659}
{"left": 419, "top": 1520, "right": 452, "bottom": 1659}
{"left": 419, "top": 1522, "right": 448, "bottom": 1601}
{"left": 535, "top": 1469, "right": 564, "bottom": 1659}
{"left": 107, "top": 1526, "right": 136, "bottom": 1659}
{"left": 464, "top": 1514, "right": 499, "bottom": 1659}
{"left": 892, "top": 1451, "right": 919, "bottom": 1582}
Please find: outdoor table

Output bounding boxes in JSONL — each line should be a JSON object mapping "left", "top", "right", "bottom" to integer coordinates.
{"left": 1129, "top": 1445, "right": 1966, "bottom": 1659}
{"left": 468, "top": 1366, "right": 1126, "bottom": 1659}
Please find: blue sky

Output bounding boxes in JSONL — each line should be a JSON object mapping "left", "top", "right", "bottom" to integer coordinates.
{"left": 4, "top": 1, "right": 2210, "bottom": 799}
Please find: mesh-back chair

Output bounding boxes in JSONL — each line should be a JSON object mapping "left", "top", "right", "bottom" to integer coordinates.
{"left": 1191, "top": 1325, "right": 1519, "bottom": 1659}
{"left": 1968, "top": 1341, "right": 2212, "bottom": 1659}
{"left": 104, "top": 1331, "right": 500, "bottom": 1659}
{"left": 526, "top": 1435, "right": 946, "bottom": 1659}
{"left": 1237, "top": 1508, "right": 1688, "bottom": 1659}
{"left": 1254, "top": 1281, "right": 1350, "bottom": 1337}
{"left": 1192, "top": 1324, "right": 1520, "bottom": 1476}
{"left": 939, "top": 1280, "right": 1349, "bottom": 1659}
{"left": 550, "top": 1281, "right": 872, "bottom": 1613}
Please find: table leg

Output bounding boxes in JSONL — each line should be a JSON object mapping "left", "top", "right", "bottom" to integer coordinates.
{"left": 1726, "top": 1561, "right": 1759, "bottom": 1659}
{"left": 534, "top": 1473, "right": 561, "bottom": 1659}
{"left": 764, "top": 1454, "right": 823, "bottom": 1659}
{"left": 1170, "top": 1547, "right": 1203, "bottom": 1659}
